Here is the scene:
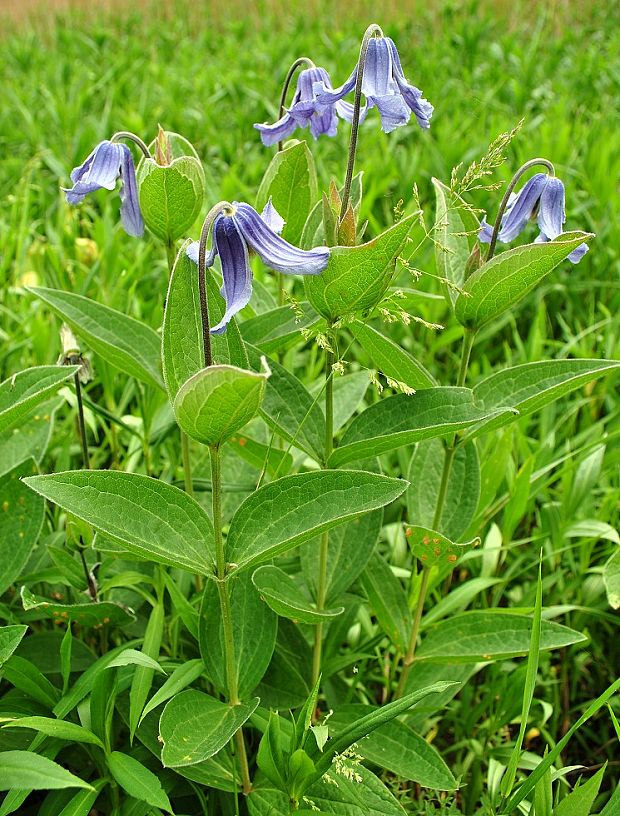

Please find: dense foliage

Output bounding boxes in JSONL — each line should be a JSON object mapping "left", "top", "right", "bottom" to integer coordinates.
{"left": 0, "top": 2, "right": 619, "bottom": 815}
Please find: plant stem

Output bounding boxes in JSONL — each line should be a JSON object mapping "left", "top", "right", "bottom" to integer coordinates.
{"left": 181, "top": 430, "right": 193, "bottom": 498}
{"left": 485, "top": 157, "right": 555, "bottom": 262}
{"left": 456, "top": 329, "right": 475, "bottom": 388}
{"left": 394, "top": 568, "right": 430, "bottom": 699}
{"left": 74, "top": 372, "right": 90, "bottom": 469}
{"left": 210, "top": 443, "right": 252, "bottom": 794}
{"left": 276, "top": 56, "right": 315, "bottom": 152}
{"left": 339, "top": 23, "right": 383, "bottom": 221}
{"left": 110, "top": 130, "right": 150, "bottom": 158}
{"left": 197, "top": 201, "right": 231, "bottom": 368}
{"left": 312, "top": 342, "right": 335, "bottom": 686}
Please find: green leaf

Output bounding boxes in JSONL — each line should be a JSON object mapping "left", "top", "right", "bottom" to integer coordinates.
{"left": 0, "top": 398, "right": 60, "bottom": 475}
{"left": 0, "top": 459, "right": 44, "bottom": 595}
{"left": 160, "top": 690, "right": 259, "bottom": 767}
{"left": 23, "top": 470, "right": 215, "bottom": 574}
{"left": 256, "top": 140, "right": 318, "bottom": 246}
{"left": 310, "top": 682, "right": 456, "bottom": 780}
{"left": 454, "top": 232, "right": 594, "bottom": 329}
{"left": 106, "top": 648, "right": 166, "bottom": 673}
{"left": 246, "top": 344, "right": 325, "bottom": 462}
{"left": 29, "top": 287, "right": 164, "bottom": 389}
{"left": 240, "top": 303, "right": 319, "bottom": 354}
{"left": 139, "top": 659, "right": 204, "bottom": 726}
{"left": 361, "top": 553, "right": 412, "bottom": 653}
{"left": 20, "top": 586, "right": 135, "bottom": 627}
{"left": 252, "top": 565, "right": 344, "bottom": 624}
{"left": 1, "top": 716, "right": 104, "bottom": 749}
{"left": 330, "top": 388, "right": 514, "bottom": 468}
{"left": 107, "top": 751, "right": 172, "bottom": 812}
{"left": 128, "top": 600, "right": 165, "bottom": 740}
{"left": 229, "top": 432, "right": 293, "bottom": 479}
{"left": 0, "top": 751, "right": 93, "bottom": 791}
{"left": 603, "top": 549, "right": 620, "bottom": 610}
{"left": 313, "top": 371, "right": 370, "bottom": 433}
{"left": 199, "top": 572, "right": 277, "bottom": 699}
{"left": 470, "top": 358, "right": 620, "bottom": 436}
{"left": 555, "top": 765, "right": 606, "bottom": 816}
{"left": 173, "top": 362, "right": 269, "bottom": 447}
{"left": 300, "top": 172, "right": 363, "bottom": 249}
{"left": 162, "top": 246, "right": 247, "bottom": 399}
{"left": 350, "top": 320, "right": 436, "bottom": 390}
{"left": 329, "top": 705, "right": 456, "bottom": 790}
{"left": 416, "top": 611, "right": 586, "bottom": 662}
{"left": 432, "top": 177, "right": 480, "bottom": 307}
{"left": 0, "top": 366, "right": 78, "bottom": 435}
{"left": 137, "top": 154, "right": 205, "bottom": 242}
{"left": 3, "top": 655, "right": 60, "bottom": 708}
{"left": 407, "top": 438, "right": 480, "bottom": 540}
{"left": 406, "top": 526, "right": 480, "bottom": 571}
{"left": 54, "top": 779, "right": 105, "bottom": 816}
{"left": 0, "top": 626, "right": 28, "bottom": 667}
{"left": 304, "top": 213, "right": 417, "bottom": 320}
{"left": 227, "top": 470, "right": 408, "bottom": 571}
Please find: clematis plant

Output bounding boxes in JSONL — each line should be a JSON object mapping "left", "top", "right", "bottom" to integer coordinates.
{"left": 254, "top": 60, "right": 354, "bottom": 146}
{"left": 63, "top": 135, "right": 147, "bottom": 237}
{"left": 187, "top": 199, "right": 329, "bottom": 333}
{"left": 479, "top": 163, "right": 589, "bottom": 263}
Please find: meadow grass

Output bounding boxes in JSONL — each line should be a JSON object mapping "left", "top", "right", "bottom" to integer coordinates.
{"left": 0, "top": 1, "right": 619, "bottom": 810}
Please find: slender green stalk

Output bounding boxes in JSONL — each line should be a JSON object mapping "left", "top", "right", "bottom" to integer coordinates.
{"left": 394, "top": 568, "right": 430, "bottom": 699}
{"left": 456, "top": 329, "right": 475, "bottom": 388}
{"left": 339, "top": 24, "right": 383, "bottom": 221}
{"left": 74, "top": 372, "right": 90, "bottom": 469}
{"left": 110, "top": 130, "right": 150, "bottom": 158}
{"left": 181, "top": 430, "right": 194, "bottom": 498}
{"left": 486, "top": 157, "right": 555, "bottom": 261}
{"left": 312, "top": 342, "right": 335, "bottom": 685}
{"left": 211, "top": 441, "right": 252, "bottom": 793}
{"left": 276, "top": 56, "right": 315, "bottom": 153}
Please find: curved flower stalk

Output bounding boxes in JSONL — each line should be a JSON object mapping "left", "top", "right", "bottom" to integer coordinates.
{"left": 479, "top": 171, "right": 588, "bottom": 264}
{"left": 63, "top": 137, "right": 147, "bottom": 237}
{"left": 254, "top": 63, "right": 354, "bottom": 146}
{"left": 314, "top": 33, "right": 433, "bottom": 133}
{"left": 187, "top": 199, "right": 329, "bottom": 333}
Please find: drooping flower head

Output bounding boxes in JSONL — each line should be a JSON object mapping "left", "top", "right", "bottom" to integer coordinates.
{"left": 63, "top": 140, "right": 144, "bottom": 237}
{"left": 314, "top": 34, "right": 433, "bottom": 133}
{"left": 254, "top": 65, "right": 354, "bottom": 147}
{"left": 188, "top": 200, "right": 329, "bottom": 334}
{"left": 479, "top": 173, "right": 588, "bottom": 264}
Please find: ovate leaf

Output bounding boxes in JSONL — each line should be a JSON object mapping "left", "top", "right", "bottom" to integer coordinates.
{"left": 227, "top": 470, "right": 408, "bottom": 571}
{"left": 304, "top": 213, "right": 418, "bottom": 320}
{"left": 0, "top": 366, "right": 78, "bottom": 435}
{"left": 351, "top": 320, "right": 436, "bottom": 390}
{"left": 0, "top": 752, "right": 93, "bottom": 791}
{"left": 24, "top": 470, "right": 215, "bottom": 574}
{"left": 28, "top": 287, "right": 163, "bottom": 389}
{"left": 603, "top": 549, "right": 620, "bottom": 610}
{"left": 174, "top": 362, "right": 269, "bottom": 447}
{"left": 330, "top": 388, "right": 514, "bottom": 467}
{"left": 416, "top": 611, "right": 586, "bottom": 662}
{"left": 252, "top": 565, "right": 344, "bottom": 624}
{"left": 160, "top": 690, "right": 259, "bottom": 767}
{"left": 454, "top": 232, "right": 594, "bottom": 329}
{"left": 107, "top": 751, "right": 172, "bottom": 812}
{"left": 0, "top": 626, "right": 28, "bottom": 667}
{"left": 0, "top": 459, "right": 44, "bottom": 595}
{"left": 432, "top": 177, "right": 479, "bottom": 307}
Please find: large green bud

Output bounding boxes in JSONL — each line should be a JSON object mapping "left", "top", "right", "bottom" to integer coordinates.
{"left": 136, "top": 128, "right": 206, "bottom": 244}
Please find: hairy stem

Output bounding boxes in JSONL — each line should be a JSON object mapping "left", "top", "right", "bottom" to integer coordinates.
{"left": 340, "top": 23, "right": 383, "bottom": 220}
{"left": 486, "top": 157, "right": 555, "bottom": 261}
{"left": 312, "top": 341, "right": 335, "bottom": 685}
{"left": 276, "top": 56, "right": 315, "bottom": 152}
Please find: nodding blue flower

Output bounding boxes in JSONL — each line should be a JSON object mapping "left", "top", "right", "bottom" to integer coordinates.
{"left": 314, "top": 36, "right": 433, "bottom": 134}
{"left": 62, "top": 140, "right": 144, "bottom": 237}
{"left": 254, "top": 66, "right": 354, "bottom": 146}
{"left": 479, "top": 173, "right": 588, "bottom": 264}
{"left": 187, "top": 200, "right": 329, "bottom": 334}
